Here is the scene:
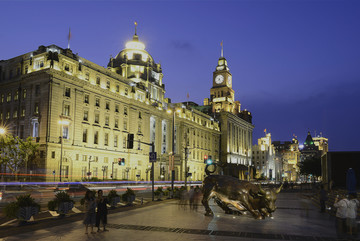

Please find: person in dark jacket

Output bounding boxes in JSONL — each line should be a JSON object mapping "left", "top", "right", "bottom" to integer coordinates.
{"left": 319, "top": 185, "right": 328, "bottom": 213}
{"left": 96, "top": 190, "right": 109, "bottom": 232}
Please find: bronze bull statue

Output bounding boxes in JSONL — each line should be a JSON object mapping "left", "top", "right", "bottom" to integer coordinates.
{"left": 202, "top": 175, "right": 282, "bottom": 219}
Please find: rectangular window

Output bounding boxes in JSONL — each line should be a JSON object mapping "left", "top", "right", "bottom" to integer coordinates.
{"left": 105, "top": 116, "right": 109, "bottom": 126}
{"left": 23, "top": 89, "right": 27, "bottom": 99}
{"left": 95, "top": 98, "right": 100, "bottom": 107}
{"left": 94, "top": 131, "right": 98, "bottom": 144}
{"left": 114, "top": 135, "right": 118, "bottom": 147}
{"left": 83, "top": 129, "right": 87, "bottom": 143}
{"left": 114, "top": 118, "right": 119, "bottom": 128}
{"left": 125, "top": 88, "right": 128, "bottom": 96}
{"left": 83, "top": 110, "right": 88, "bottom": 121}
{"left": 52, "top": 151, "right": 56, "bottom": 159}
{"left": 85, "top": 72, "right": 90, "bottom": 81}
{"left": 106, "top": 81, "right": 110, "bottom": 89}
{"left": 7, "top": 92, "right": 11, "bottom": 102}
{"left": 115, "top": 104, "right": 119, "bottom": 113}
{"left": 124, "top": 107, "right": 127, "bottom": 115}
{"left": 123, "top": 120, "right": 127, "bottom": 130}
{"left": 106, "top": 102, "right": 110, "bottom": 110}
{"left": 21, "top": 107, "right": 25, "bottom": 117}
{"left": 25, "top": 66, "right": 28, "bottom": 74}
{"left": 84, "top": 94, "right": 89, "bottom": 104}
{"left": 94, "top": 113, "right": 99, "bottom": 124}
{"left": 96, "top": 77, "right": 100, "bottom": 86}
{"left": 14, "top": 91, "right": 19, "bottom": 101}
{"left": 76, "top": 154, "right": 79, "bottom": 161}
{"left": 93, "top": 167, "right": 98, "bottom": 178}
{"left": 116, "top": 85, "right": 119, "bottom": 93}
{"left": 82, "top": 167, "right": 87, "bottom": 178}
{"left": 34, "top": 103, "right": 39, "bottom": 114}
{"left": 13, "top": 109, "right": 18, "bottom": 118}
{"left": 1, "top": 94, "right": 4, "bottom": 103}
{"left": 82, "top": 155, "right": 87, "bottom": 162}
{"left": 65, "top": 87, "right": 71, "bottom": 97}
{"left": 35, "top": 85, "right": 40, "bottom": 96}
{"left": 104, "top": 133, "right": 109, "bottom": 146}
{"left": 123, "top": 137, "right": 127, "bottom": 148}
{"left": 62, "top": 125, "right": 69, "bottom": 139}
{"left": 63, "top": 104, "right": 70, "bottom": 116}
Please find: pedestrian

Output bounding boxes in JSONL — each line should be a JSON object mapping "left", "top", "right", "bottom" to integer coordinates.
{"left": 333, "top": 194, "right": 349, "bottom": 239}
{"left": 188, "top": 186, "right": 195, "bottom": 210}
{"left": 96, "top": 190, "right": 109, "bottom": 232}
{"left": 83, "top": 190, "right": 96, "bottom": 234}
{"left": 319, "top": 185, "right": 328, "bottom": 213}
{"left": 346, "top": 193, "right": 359, "bottom": 239}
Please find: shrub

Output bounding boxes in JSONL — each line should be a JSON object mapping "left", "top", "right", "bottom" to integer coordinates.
{"left": 48, "top": 191, "right": 74, "bottom": 211}
{"left": 107, "top": 190, "right": 120, "bottom": 202}
{"left": 121, "top": 188, "right": 135, "bottom": 203}
{"left": 4, "top": 194, "right": 40, "bottom": 219}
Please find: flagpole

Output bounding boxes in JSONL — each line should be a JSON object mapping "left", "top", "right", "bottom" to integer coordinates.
{"left": 68, "top": 28, "right": 71, "bottom": 49}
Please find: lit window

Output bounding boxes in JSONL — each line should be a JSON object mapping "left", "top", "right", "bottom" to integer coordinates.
{"left": 14, "top": 91, "right": 19, "bottom": 101}
{"left": 95, "top": 98, "right": 100, "bottom": 107}
{"left": 62, "top": 125, "right": 69, "bottom": 139}
{"left": 83, "top": 110, "right": 88, "bottom": 121}
{"left": 34, "top": 103, "right": 39, "bottom": 114}
{"left": 94, "top": 131, "right": 98, "bottom": 144}
{"left": 114, "top": 118, "right": 119, "bottom": 128}
{"left": 65, "top": 87, "right": 71, "bottom": 97}
{"left": 83, "top": 129, "right": 87, "bottom": 143}
{"left": 7, "top": 92, "right": 11, "bottom": 102}
{"left": 105, "top": 116, "right": 109, "bottom": 126}
{"left": 104, "top": 133, "right": 109, "bottom": 146}
{"left": 114, "top": 135, "right": 118, "bottom": 147}
{"left": 23, "top": 89, "right": 27, "bottom": 99}
{"left": 84, "top": 94, "right": 89, "bottom": 104}
{"left": 63, "top": 104, "right": 70, "bottom": 116}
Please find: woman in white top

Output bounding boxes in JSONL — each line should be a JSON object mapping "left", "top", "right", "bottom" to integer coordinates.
{"left": 346, "top": 193, "right": 359, "bottom": 238}
{"left": 333, "top": 194, "right": 349, "bottom": 238}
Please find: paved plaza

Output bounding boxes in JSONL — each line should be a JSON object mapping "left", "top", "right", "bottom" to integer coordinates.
{"left": 0, "top": 192, "right": 357, "bottom": 241}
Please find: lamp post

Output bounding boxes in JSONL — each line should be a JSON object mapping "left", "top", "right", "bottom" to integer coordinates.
{"left": 0, "top": 127, "right": 6, "bottom": 183}
{"left": 58, "top": 120, "right": 69, "bottom": 182}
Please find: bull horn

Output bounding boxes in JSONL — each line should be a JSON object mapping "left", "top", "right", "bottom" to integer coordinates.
{"left": 275, "top": 183, "right": 283, "bottom": 194}
{"left": 258, "top": 184, "right": 266, "bottom": 195}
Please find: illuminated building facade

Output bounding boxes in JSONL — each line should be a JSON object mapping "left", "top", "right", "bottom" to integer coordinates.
{"left": 202, "top": 50, "right": 254, "bottom": 180}
{"left": 0, "top": 29, "right": 220, "bottom": 182}
{"left": 273, "top": 137, "right": 300, "bottom": 182}
{"left": 252, "top": 133, "right": 276, "bottom": 180}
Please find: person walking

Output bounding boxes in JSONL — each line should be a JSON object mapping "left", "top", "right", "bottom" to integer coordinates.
{"left": 334, "top": 194, "right": 349, "bottom": 239}
{"left": 319, "top": 185, "right": 328, "bottom": 213}
{"left": 83, "top": 190, "right": 96, "bottom": 234}
{"left": 96, "top": 190, "right": 109, "bottom": 232}
{"left": 346, "top": 193, "right": 359, "bottom": 239}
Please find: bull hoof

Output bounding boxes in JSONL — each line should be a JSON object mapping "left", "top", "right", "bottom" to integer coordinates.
{"left": 204, "top": 211, "right": 214, "bottom": 216}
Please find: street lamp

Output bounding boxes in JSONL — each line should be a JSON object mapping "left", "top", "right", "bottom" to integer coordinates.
{"left": 58, "top": 119, "right": 69, "bottom": 182}
{"left": 167, "top": 108, "right": 181, "bottom": 197}
{"left": 0, "top": 127, "right": 6, "bottom": 183}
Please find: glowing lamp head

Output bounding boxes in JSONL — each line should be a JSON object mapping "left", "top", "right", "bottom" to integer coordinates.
{"left": 0, "top": 128, "right": 6, "bottom": 135}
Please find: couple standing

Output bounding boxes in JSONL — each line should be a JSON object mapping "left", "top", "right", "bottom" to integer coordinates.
{"left": 334, "top": 192, "right": 359, "bottom": 239}
{"left": 83, "top": 190, "right": 109, "bottom": 234}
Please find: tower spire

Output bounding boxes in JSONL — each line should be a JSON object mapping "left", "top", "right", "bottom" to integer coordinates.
{"left": 220, "top": 40, "right": 223, "bottom": 57}
{"left": 134, "top": 21, "right": 138, "bottom": 35}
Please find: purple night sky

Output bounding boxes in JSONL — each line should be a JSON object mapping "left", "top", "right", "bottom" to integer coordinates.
{"left": 1, "top": 1, "right": 359, "bottom": 151}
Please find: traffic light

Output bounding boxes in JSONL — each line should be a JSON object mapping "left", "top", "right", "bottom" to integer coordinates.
{"left": 207, "top": 155, "right": 213, "bottom": 165}
{"left": 118, "top": 158, "right": 125, "bottom": 166}
{"left": 204, "top": 155, "right": 208, "bottom": 164}
{"left": 127, "top": 133, "right": 134, "bottom": 149}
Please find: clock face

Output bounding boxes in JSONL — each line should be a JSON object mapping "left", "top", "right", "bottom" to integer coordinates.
{"left": 215, "top": 75, "right": 224, "bottom": 84}
{"left": 227, "top": 76, "right": 232, "bottom": 85}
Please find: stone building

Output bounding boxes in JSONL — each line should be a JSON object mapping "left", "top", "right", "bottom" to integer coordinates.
{"left": 0, "top": 30, "right": 220, "bottom": 182}
{"left": 252, "top": 133, "right": 276, "bottom": 180}
{"left": 273, "top": 137, "right": 300, "bottom": 182}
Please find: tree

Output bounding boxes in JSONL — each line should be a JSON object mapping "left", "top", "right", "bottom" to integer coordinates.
{"left": 0, "top": 135, "right": 39, "bottom": 180}
{"left": 298, "top": 156, "right": 321, "bottom": 179}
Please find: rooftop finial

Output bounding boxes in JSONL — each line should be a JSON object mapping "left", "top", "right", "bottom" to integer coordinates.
{"left": 220, "top": 40, "right": 223, "bottom": 57}
{"left": 134, "top": 21, "right": 138, "bottom": 35}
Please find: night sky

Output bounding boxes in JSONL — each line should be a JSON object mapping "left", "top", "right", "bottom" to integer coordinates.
{"left": 1, "top": 1, "right": 359, "bottom": 151}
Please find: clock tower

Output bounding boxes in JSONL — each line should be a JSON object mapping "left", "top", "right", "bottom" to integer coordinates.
{"left": 210, "top": 53, "right": 236, "bottom": 113}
